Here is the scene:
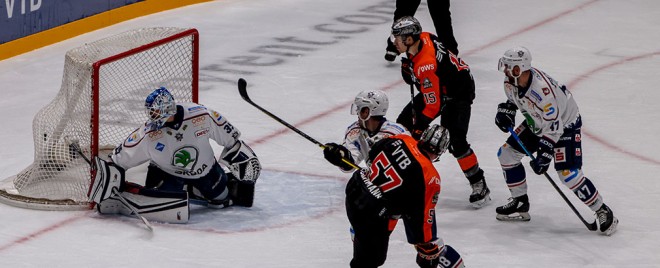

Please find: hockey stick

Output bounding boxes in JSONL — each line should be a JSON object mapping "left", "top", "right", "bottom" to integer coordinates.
{"left": 71, "top": 142, "right": 154, "bottom": 232}
{"left": 507, "top": 127, "right": 598, "bottom": 231}
{"left": 409, "top": 82, "right": 416, "bottom": 126}
{"left": 237, "top": 78, "right": 359, "bottom": 170}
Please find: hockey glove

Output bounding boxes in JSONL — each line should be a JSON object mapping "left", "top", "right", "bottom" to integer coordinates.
{"left": 530, "top": 137, "right": 555, "bottom": 175}
{"left": 221, "top": 140, "right": 261, "bottom": 182}
{"left": 384, "top": 36, "right": 399, "bottom": 62}
{"left": 415, "top": 243, "right": 441, "bottom": 268}
{"left": 495, "top": 102, "right": 518, "bottom": 133}
{"left": 401, "top": 58, "right": 416, "bottom": 85}
{"left": 410, "top": 114, "right": 433, "bottom": 140}
{"left": 346, "top": 170, "right": 388, "bottom": 217}
{"left": 89, "top": 157, "right": 125, "bottom": 204}
{"left": 323, "top": 143, "right": 355, "bottom": 171}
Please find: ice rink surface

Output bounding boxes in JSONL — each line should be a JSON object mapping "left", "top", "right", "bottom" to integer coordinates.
{"left": 1, "top": 0, "right": 659, "bottom": 267}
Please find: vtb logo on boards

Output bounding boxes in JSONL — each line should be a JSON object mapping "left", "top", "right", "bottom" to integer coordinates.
{"left": 4, "top": 0, "right": 42, "bottom": 19}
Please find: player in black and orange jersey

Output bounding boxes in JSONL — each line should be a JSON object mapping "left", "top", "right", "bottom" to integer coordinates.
{"left": 390, "top": 16, "right": 490, "bottom": 208}
{"left": 345, "top": 124, "right": 465, "bottom": 268}
{"left": 385, "top": 0, "right": 458, "bottom": 61}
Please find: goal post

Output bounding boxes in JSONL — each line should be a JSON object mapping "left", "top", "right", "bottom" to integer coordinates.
{"left": 0, "top": 27, "right": 199, "bottom": 210}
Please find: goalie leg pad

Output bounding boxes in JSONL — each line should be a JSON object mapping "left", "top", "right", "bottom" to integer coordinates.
{"left": 98, "top": 190, "right": 189, "bottom": 224}
{"left": 89, "top": 157, "right": 125, "bottom": 204}
{"left": 220, "top": 140, "right": 261, "bottom": 182}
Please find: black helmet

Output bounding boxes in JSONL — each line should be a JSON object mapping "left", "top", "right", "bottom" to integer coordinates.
{"left": 391, "top": 16, "right": 422, "bottom": 36}
{"left": 418, "top": 124, "right": 450, "bottom": 160}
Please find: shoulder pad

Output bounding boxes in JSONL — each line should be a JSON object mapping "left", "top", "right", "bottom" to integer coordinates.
{"left": 208, "top": 109, "right": 227, "bottom": 125}
{"left": 381, "top": 121, "right": 408, "bottom": 135}
{"left": 344, "top": 122, "right": 361, "bottom": 140}
{"left": 179, "top": 102, "right": 208, "bottom": 117}
{"left": 124, "top": 127, "right": 148, "bottom": 147}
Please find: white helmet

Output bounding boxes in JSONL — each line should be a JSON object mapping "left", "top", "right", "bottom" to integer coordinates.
{"left": 498, "top": 46, "right": 532, "bottom": 74}
{"left": 350, "top": 90, "right": 389, "bottom": 120}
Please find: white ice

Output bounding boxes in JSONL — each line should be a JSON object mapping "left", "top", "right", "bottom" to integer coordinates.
{"left": 1, "top": 0, "right": 659, "bottom": 267}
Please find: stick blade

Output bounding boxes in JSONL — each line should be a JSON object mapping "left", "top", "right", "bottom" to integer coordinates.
{"left": 237, "top": 78, "right": 249, "bottom": 101}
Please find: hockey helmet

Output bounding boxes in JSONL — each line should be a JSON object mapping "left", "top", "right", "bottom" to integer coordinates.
{"left": 391, "top": 16, "right": 422, "bottom": 37}
{"left": 418, "top": 124, "right": 450, "bottom": 161}
{"left": 350, "top": 89, "right": 389, "bottom": 120}
{"left": 498, "top": 46, "right": 532, "bottom": 75}
{"left": 145, "top": 87, "right": 177, "bottom": 130}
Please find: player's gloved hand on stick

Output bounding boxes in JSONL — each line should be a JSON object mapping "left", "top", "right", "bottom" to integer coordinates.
{"left": 495, "top": 102, "right": 517, "bottom": 133}
{"left": 530, "top": 137, "right": 554, "bottom": 175}
{"left": 384, "top": 36, "right": 399, "bottom": 62}
{"left": 323, "top": 143, "right": 354, "bottom": 171}
{"left": 401, "top": 58, "right": 415, "bottom": 85}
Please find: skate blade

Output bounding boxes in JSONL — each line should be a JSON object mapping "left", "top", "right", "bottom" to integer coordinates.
{"left": 601, "top": 217, "right": 619, "bottom": 236}
{"left": 470, "top": 194, "right": 491, "bottom": 209}
{"left": 496, "top": 212, "right": 530, "bottom": 221}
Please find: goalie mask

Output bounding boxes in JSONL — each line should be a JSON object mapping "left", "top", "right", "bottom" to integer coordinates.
{"left": 351, "top": 90, "right": 389, "bottom": 125}
{"left": 145, "top": 87, "right": 177, "bottom": 130}
{"left": 418, "top": 124, "right": 450, "bottom": 162}
{"left": 498, "top": 46, "right": 532, "bottom": 86}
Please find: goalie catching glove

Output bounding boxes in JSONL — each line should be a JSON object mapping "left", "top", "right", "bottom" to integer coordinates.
{"left": 88, "top": 157, "right": 125, "bottom": 204}
{"left": 220, "top": 140, "right": 261, "bottom": 182}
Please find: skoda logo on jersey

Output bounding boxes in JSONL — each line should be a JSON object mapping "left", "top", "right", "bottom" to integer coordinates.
{"left": 172, "top": 146, "right": 198, "bottom": 170}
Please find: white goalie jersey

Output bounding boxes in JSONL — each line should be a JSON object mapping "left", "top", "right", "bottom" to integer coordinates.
{"left": 342, "top": 120, "right": 410, "bottom": 166}
{"left": 504, "top": 68, "right": 580, "bottom": 144}
{"left": 111, "top": 102, "right": 240, "bottom": 179}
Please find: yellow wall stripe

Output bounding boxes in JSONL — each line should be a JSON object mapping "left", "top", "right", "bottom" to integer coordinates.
{"left": 0, "top": 0, "right": 212, "bottom": 61}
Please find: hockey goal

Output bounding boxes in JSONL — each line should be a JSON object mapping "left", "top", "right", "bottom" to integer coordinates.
{"left": 0, "top": 27, "right": 199, "bottom": 210}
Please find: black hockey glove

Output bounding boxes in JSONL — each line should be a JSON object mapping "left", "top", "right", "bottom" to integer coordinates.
{"left": 415, "top": 243, "right": 441, "bottom": 268}
{"left": 401, "top": 58, "right": 416, "bottom": 85}
{"left": 530, "top": 137, "right": 555, "bottom": 175}
{"left": 346, "top": 170, "right": 388, "bottom": 217}
{"left": 323, "top": 143, "right": 355, "bottom": 171}
{"left": 495, "top": 102, "right": 518, "bottom": 133}
{"left": 384, "top": 36, "right": 399, "bottom": 62}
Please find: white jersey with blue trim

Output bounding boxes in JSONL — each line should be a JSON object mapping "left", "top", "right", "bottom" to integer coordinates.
{"left": 342, "top": 120, "right": 410, "bottom": 166}
{"left": 503, "top": 68, "right": 580, "bottom": 144}
{"left": 111, "top": 102, "right": 240, "bottom": 179}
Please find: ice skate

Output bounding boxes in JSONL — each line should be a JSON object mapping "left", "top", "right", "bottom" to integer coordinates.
{"left": 469, "top": 179, "right": 491, "bottom": 208}
{"left": 596, "top": 204, "right": 618, "bottom": 236}
{"left": 496, "top": 195, "right": 530, "bottom": 221}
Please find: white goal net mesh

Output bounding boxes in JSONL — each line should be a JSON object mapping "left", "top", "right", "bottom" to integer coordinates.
{"left": 0, "top": 27, "right": 199, "bottom": 210}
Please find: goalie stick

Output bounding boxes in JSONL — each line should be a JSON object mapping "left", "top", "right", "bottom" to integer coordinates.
{"left": 71, "top": 142, "right": 154, "bottom": 232}
{"left": 237, "top": 78, "right": 359, "bottom": 170}
{"left": 507, "top": 128, "right": 598, "bottom": 231}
